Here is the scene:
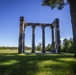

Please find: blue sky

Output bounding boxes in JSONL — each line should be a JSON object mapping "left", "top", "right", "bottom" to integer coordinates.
{"left": 0, "top": 0, "right": 72, "bottom": 47}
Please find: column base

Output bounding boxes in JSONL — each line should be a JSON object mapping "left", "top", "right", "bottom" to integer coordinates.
{"left": 42, "top": 50, "right": 45, "bottom": 53}
{"left": 31, "top": 50, "right": 35, "bottom": 53}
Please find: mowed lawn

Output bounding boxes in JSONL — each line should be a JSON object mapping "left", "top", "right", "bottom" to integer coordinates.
{"left": 0, "top": 50, "right": 76, "bottom": 75}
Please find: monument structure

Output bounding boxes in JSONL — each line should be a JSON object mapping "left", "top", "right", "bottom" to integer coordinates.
{"left": 18, "top": 16, "right": 61, "bottom": 53}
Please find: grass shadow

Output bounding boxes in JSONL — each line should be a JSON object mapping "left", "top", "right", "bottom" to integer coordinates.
{"left": 0, "top": 53, "right": 76, "bottom": 75}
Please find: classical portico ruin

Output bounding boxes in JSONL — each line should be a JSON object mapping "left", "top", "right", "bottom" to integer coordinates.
{"left": 18, "top": 16, "right": 61, "bottom": 53}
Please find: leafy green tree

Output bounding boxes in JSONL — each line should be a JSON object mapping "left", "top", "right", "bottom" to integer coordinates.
{"left": 63, "top": 38, "right": 71, "bottom": 52}
{"left": 36, "top": 43, "right": 42, "bottom": 51}
{"left": 46, "top": 44, "right": 52, "bottom": 51}
{"left": 68, "top": 38, "right": 74, "bottom": 53}
{"left": 42, "top": 0, "right": 76, "bottom": 56}
{"left": 61, "top": 38, "right": 74, "bottom": 53}
{"left": 60, "top": 44, "right": 64, "bottom": 52}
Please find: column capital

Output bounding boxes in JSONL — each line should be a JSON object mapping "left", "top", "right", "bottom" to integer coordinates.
{"left": 24, "top": 26, "right": 26, "bottom": 28}
{"left": 20, "top": 16, "right": 24, "bottom": 21}
{"left": 55, "top": 18, "right": 59, "bottom": 23}
{"left": 41, "top": 26, "right": 45, "bottom": 29}
{"left": 50, "top": 25, "right": 54, "bottom": 29}
{"left": 32, "top": 25, "right": 36, "bottom": 28}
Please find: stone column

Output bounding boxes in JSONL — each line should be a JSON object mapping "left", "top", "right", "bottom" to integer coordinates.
{"left": 32, "top": 26, "right": 35, "bottom": 53}
{"left": 23, "top": 28, "right": 25, "bottom": 53}
{"left": 42, "top": 26, "right": 45, "bottom": 53}
{"left": 55, "top": 19, "right": 61, "bottom": 53}
{"left": 18, "top": 16, "right": 25, "bottom": 53}
{"left": 51, "top": 26, "right": 55, "bottom": 53}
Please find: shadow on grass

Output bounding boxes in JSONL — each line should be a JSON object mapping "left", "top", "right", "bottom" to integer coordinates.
{"left": 0, "top": 53, "right": 76, "bottom": 75}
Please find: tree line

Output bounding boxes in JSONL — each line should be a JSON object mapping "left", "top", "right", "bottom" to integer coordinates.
{"left": 36, "top": 38, "right": 74, "bottom": 53}
{"left": 0, "top": 38, "right": 74, "bottom": 53}
{"left": 0, "top": 46, "right": 18, "bottom": 50}
{"left": 0, "top": 46, "right": 31, "bottom": 50}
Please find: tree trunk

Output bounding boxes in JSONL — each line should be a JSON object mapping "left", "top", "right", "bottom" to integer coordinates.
{"left": 69, "top": 0, "right": 76, "bottom": 57}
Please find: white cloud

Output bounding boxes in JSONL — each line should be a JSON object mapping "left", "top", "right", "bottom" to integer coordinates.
{"left": 60, "top": 37, "right": 70, "bottom": 45}
{"left": 66, "top": 37, "right": 70, "bottom": 39}
{"left": 60, "top": 38, "right": 65, "bottom": 41}
{"left": 60, "top": 37, "right": 70, "bottom": 41}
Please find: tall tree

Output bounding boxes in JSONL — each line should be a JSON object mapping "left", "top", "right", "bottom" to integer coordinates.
{"left": 36, "top": 43, "right": 42, "bottom": 51}
{"left": 42, "top": 0, "right": 76, "bottom": 56}
{"left": 46, "top": 44, "right": 52, "bottom": 51}
{"left": 63, "top": 38, "right": 71, "bottom": 52}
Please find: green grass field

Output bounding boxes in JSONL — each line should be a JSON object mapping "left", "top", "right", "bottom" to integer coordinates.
{"left": 0, "top": 50, "right": 76, "bottom": 75}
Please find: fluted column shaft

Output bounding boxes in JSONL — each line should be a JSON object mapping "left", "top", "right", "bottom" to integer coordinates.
{"left": 18, "top": 17, "right": 25, "bottom": 53}
{"left": 32, "top": 26, "right": 35, "bottom": 53}
{"left": 23, "top": 28, "right": 25, "bottom": 53}
{"left": 55, "top": 19, "right": 61, "bottom": 53}
{"left": 42, "top": 26, "right": 45, "bottom": 53}
{"left": 51, "top": 26, "right": 55, "bottom": 52}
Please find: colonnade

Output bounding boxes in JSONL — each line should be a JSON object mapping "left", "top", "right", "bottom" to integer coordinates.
{"left": 18, "top": 17, "right": 61, "bottom": 53}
